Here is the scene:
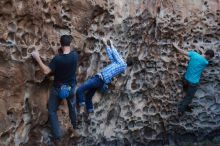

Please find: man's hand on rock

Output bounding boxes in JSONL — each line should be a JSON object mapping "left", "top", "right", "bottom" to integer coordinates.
{"left": 31, "top": 50, "right": 40, "bottom": 60}
{"left": 102, "top": 38, "right": 114, "bottom": 48}
{"left": 109, "top": 40, "right": 114, "bottom": 48}
{"left": 102, "top": 38, "right": 108, "bottom": 47}
{"left": 172, "top": 41, "right": 188, "bottom": 56}
{"left": 173, "top": 42, "right": 179, "bottom": 49}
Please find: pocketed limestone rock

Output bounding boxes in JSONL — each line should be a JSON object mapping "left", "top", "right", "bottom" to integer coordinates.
{"left": 0, "top": 0, "right": 219, "bottom": 146}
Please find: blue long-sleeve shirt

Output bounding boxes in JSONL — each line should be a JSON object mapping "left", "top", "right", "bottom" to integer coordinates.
{"left": 99, "top": 46, "right": 127, "bottom": 84}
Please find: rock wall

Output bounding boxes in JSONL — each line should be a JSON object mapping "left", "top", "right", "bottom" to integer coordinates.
{"left": 0, "top": 0, "right": 219, "bottom": 146}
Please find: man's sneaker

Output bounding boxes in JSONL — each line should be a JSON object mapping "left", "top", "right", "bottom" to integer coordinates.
{"left": 50, "top": 138, "right": 62, "bottom": 146}
{"left": 177, "top": 111, "right": 183, "bottom": 117}
{"left": 79, "top": 106, "right": 85, "bottom": 115}
{"left": 88, "top": 112, "right": 94, "bottom": 119}
{"left": 185, "top": 105, "right": 193, "bottom": 112}
{"left": 69, "top": 129, "right": 80, "bottom": 138}
{"left": 84, "top": 112, "right": 94, "bottom": 125}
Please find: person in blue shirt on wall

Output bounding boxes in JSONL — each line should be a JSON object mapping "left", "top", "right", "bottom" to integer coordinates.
{"left": 173, "top": 42, "right": 214, "bottom": 114}
{"left": 76, "top": 39, "right": 132, "bottom": 117}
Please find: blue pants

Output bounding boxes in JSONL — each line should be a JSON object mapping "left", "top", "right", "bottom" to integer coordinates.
{"left": 178, "top": 78, "right": 198, "bottom": 113}
{"left": 76, "top": 75, "right": 104, "bottom": 113}
{"left": 48, "top": 87, "right": 77, "bottom": 139}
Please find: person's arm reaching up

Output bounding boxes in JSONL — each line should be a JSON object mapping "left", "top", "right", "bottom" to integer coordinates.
{"left": 109, "top": 40, "right": 126, "bottom": 65}
{"left": 103, "top": 38, "right": 114, "bottom": 62}
{"left": 31, "top": 50, "right": 51, "bottom": 75}
{"left": 173, "top": 42, "right": 188, "bottom": 56}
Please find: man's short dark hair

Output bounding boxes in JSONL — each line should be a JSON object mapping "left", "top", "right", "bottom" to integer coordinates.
{"left": 60, "top": 35, "right": 72, "bottom": 47}
{"left": 126, "top": 59, "right": 133, "bottom": 66}
{"left": 205, "top": 49, "right": 214, "bottom": 58}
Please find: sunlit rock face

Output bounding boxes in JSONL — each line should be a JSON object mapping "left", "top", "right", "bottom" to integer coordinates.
{"left": 0, "top": 0, "right": 219, "bottom": 146}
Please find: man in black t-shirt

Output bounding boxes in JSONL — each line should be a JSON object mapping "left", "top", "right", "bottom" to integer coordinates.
{"left": 31, "top": 35, "right": 78, "bottom": 140}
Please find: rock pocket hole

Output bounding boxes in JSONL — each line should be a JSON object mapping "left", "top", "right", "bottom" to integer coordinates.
{"left": 45, "top": 13, "right": 50, "bottom": 19}
{"left": 142, "top": 126, "right": 157, "bottom": 138}
{"left": 0, "top": 131, "right": 10, "bottom": 143}
{"left": 43, "top": 3, "right": 48, "bottom": 9}
{"left": 27, "top": 47, "right": 35, "bottom": 53}
{"left": 8, "top": 22, "right": 17, "bottom": 32}
{"left": 125, "top": 111, "right": 132, "bottom": 117}
{"left": 8, "top": 32, "right": 15, "bottom": 42}
{"left": 21, "top": 47, "right": 27, "bottom": 57}
{"left": 193, "top": 40, "right": 198, "bottom": 43}
{"left": 62, "top": 15, "right": 71, "bottom": 21}
{"left": 143, "top": 106, "right": 148, "bottom": 113}
{"left": 149, "top": 106, "right": 156, "bottom": 114}
{"left": 131, "top": 80, "right": 140, "bottom": 90}
{"left": 51, "top": 41, "right": 55, "bottom": 46}
{"left": 7, "top": 110, "right": 13, "bottom": 116}
{"left": 128, "top": 120, "right": 135, "bottom": 129}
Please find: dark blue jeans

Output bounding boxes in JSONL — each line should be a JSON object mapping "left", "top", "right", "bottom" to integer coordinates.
{"left": 178, "top": 78, "right": 198, "bottom": 113}
{"left": 76, "top": 75, "right": 104, "bottom": 113}
{"left": 48, "top": 86, "right": 77, "bottom": 139}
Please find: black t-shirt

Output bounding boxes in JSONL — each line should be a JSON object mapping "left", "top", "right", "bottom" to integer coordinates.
{"left": 49, "top": 51, "right": 78, "bottom": 86}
